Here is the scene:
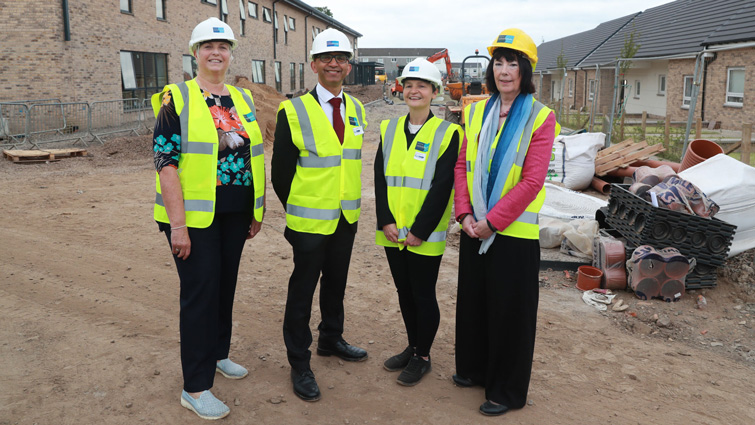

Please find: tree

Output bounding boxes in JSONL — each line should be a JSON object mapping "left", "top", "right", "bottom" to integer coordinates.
{"left": 556, "top": 42, "right": 568, "bottom": 69}
{"left": 619, "top": 25, "right": 641, "bottom": 77}
{"left": 315, "top": 6, "right": 333, "bottom": 17}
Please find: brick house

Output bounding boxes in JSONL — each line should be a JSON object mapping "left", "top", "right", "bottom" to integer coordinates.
{"left": 534, "top": 0, "right": 755, "bottom": 131}
{"left": 0, "top": 0, "right": 361, "bottom": 103}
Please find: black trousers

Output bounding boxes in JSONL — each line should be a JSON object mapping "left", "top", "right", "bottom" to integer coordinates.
{"left": 455, "top": 232, "right": 540, "bottom": 408}
{"left": 164, "top": 212, "right": 251, "bottom": 393}
{"left": 282, "top": 217, "right": 356, "bottom": 372}
{"left": 384, "top": 247, "right": 442, "bottom": 357}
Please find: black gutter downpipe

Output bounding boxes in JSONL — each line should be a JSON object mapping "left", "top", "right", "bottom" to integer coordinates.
{"left": 700, "top": 52, "right": 717, "bottom": 122}
{"left": 272, "top": 0, "right": 281, "bottom": 59}
{"left": 62, "top": 0, "right": 71, "bottom": 41}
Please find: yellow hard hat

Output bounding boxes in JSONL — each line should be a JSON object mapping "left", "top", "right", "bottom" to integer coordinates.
{"left": 487, "top": 28, "right": 538, "bottom": 69}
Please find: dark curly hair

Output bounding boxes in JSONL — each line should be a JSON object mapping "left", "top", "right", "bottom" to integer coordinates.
{"left": 485, "top": 47, "right": 536, "bottom": 95}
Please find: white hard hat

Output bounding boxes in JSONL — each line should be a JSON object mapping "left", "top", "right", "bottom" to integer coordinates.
{"left": 397, "top": 58, "right": 443, "bottom": 91}
{"left": 189, "top": 17, "right": 237, "bottom": 55}
{"left": 310, "top": 28, "right": 353, "bottom": 60}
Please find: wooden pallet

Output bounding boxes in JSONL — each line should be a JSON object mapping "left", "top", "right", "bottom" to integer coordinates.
{"left": 2, "top": 148, "right": 87, "bottom": 163}
{"left": 594, "top": 139, "right": 665, "bottom": 176}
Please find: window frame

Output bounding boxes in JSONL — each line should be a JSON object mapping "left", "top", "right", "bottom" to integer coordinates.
{"left": 262, "top": 6, "right": 272, "bottom": 23}
{"left": 682, "top": 75, "right": 693, "bottom": 109}
{"left": 156, "top": 0, "right": 166, "bottom": 20}
{"left": 634, "top": 80, "right": 641, "bottom": 98}
{"left": 290, "top": 62, "right": 296, "bottom": 91}
{"left": 220, "top": 0, "right": 229, "bottom": 22}
{"left": 299, "top": 63, "right": 305, "bottom": 90}
{"left": 120, "top": 0, "right": 132, "bottom": 13}
{"left": 288, "top": 16, "right": 295, "bottom": 31}
{"left": 120, "top": 50, "right": 169, "bottom": 102}
{"left": 588, "top": 79, "right": 596, "bottom": 102}
{"left": 725, "top": 67, "right": 745, "bottom": 107}
{"left": 252, "top": 60, "right": 265, "bottom": 84}
{"left": 203, "top": 0, "right": 217, "bottom": 5}
{"left": 658, "top": 74, "right": 666, "bottom": 95}
{"left": 568, "top": 78, "right": 573, "bottom": 97}
{"left": 182, "top": 55, "right": 197, "bottom": 81}
{"left": 247, "top": 1, "right": 258, "bottom": 19}
{"left": 275, "top": 61, "right": 282, "bottom": 92}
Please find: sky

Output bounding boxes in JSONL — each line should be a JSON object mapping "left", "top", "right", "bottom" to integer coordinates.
{"left": 319, "top": 0, "right": 672, "bottom": 62}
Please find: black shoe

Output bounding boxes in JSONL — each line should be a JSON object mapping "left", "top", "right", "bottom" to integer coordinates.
{"left": 317, "top": 339, "right": 368, "bottom": 362}
{"left": 291, "top": 369, "right": 321, "bottom": 402}
{"left": 397, "top": 355, "right": 431, "bottom": 386}
{"left": 383, "top": 346, "right": 414, "bottom": 372}
{"left": 479, "top": 400, "right": 509, "bottom": 416}
{"left": 452, "top": 374, "right": 475, "bottom": 388}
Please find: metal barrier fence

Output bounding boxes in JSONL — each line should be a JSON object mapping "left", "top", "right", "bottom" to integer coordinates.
{"left": 140, "top": 98, "right": 155, "bottom": 134}
{"left": 0, "top": 103, "right": 30, "bottom": 148}
{"left": 27, "top": 102, "right": 91, "bottom": 148}
{"left": 90, "top": 98, "right": 142, "bottom": 144}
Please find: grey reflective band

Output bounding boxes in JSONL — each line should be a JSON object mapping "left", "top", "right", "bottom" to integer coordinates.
{"left": 251, "top": 143, "right": 264, "bottom": 157}
{"left": 384, "top": 175, "right": 423, "bottom": 189}
{"left": 397, "top": 227, "right": 447, "bottom": 242}
{"left": 382, "top": 118, "right": 399, "bottom": 176}
{"left": 346, "top": 94, "right": 363, "bottom": 128}
{"left": 287, "top": 204, "right": 340, "bottom": 220}
{"left": 466, "top": 160, "right": 472, "bottom": 172}
{"left": 291, "top": 97, "right": 317, "bottom": 154}
{"left": 235, "top": 87, "right": 258, "bottom": 118}
{"left": 255, "top": 195, "right": 264, "bottom": 209}
{"left": 341, "top": 199, "right": 361, "bottom": 210}
{"left": 516, "top": 210, "right": 539, "bottom": 225}
{"left": 184, "top": 141, "right": 214, "bottom": 155}
{"left": 177, "top": 82, "right": 190, "bottom": 154}
{"left": 155, "top": 193, "right": 213, "bottom": 213}
{"left": 342, "top": 148, "right": 361, "bottom": 160}
{"left": 468, "top": 101, "right": 479, "bottom": 126}
{"left": 514, "top": 101, "right": 546, "bottom": 167}
{"left": 298, "top": 155, "right": 341, "bottom": 168}
{"left": 384, "top": 176, "right": 402, "bottom": 187}
{"left": 419, "top": 120, "right": 451, "bottom": 191}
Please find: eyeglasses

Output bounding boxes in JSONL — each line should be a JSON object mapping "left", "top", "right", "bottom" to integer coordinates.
{"left": 317, "top": 54, "right": 350, "bottom": 64}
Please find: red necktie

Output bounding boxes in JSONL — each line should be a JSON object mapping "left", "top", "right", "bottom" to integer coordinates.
{"left": 328, "top": 97, "right": 345, "bottom": 144}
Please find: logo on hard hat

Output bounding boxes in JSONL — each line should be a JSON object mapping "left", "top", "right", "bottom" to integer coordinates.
{"left": 326, "top": 41, "right": 340, "bottom": 47}
{"left": 212, "top": 27, "right": 225, "bottom": 33}
{"left": 498, "top": 35, "right": 515, "bottom": 44}
{"left": 409, "top": 66, "right": 419, "bottom": 72}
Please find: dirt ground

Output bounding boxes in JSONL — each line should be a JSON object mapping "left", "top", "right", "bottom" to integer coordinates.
{"left": 1, "top": 88, "right": 754, "bottom": 425}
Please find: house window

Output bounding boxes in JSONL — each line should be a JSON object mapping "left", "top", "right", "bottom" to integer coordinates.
{"left": 682, "top": 75, "right": 693, "bottom": 108}
{"left": 156, "top": 0, "right": 165, "bottom": 19}
{"left": 588, "top": 79, "right": 596, "bottom": 101}
{"left": 289, "top": 17, "right": 295, "bottom": 30}
{"left": 120, "top": 0, "right": 132, "bottom": 13}
{"left": 726, "top": 67, "right": 744, "bottom": 106}
{"left": 658, "top": 74, "right": 666, "bottom": 95}
{"left": 182, "top": 55, "right": 197, "bottom": 80}
{"left": 377, "top": 58, "right": 384, "bottom": 64}
{"left": 220, "top": 0, "right": 228, "bottom": 22}
{"left": 274, "top": 11, "right": 278, "bottom": 43}
{"left": 203, "top": 0, "right": 217, "bottom": 4}
{"left": 406, "top": 58, "right": 412, "bottom": 63}
{"left": 634, "top": 80, "right": 641, "bottom": 98}
{"left": 120, "top": 51, "right": 168, "bottom": 101}
{"left": 391, "top": 58, "right": 397, "bottom": 63}
{"left": 239, "top": 0, "right": 246, "bottom": 35}
{"left": 275, "top": 61, "right": 282, "bottom": 92}
{"left": 568, "top": 79, "right": 573, "bottom": 97}
{"left": 252, "top": 60, "right": 265, "bottom": 83}
{"left": 290, "top": 63, "right": 296, "bottom": 91}
{"left": 248, "top": 2, "right": 257, "bottom": 19}
{"left": 262, "top": 7, "right": 271, "bottom": 22}
{"left": 299, "top": 63, "right": 305, "bottom": 90}
{"left": 283, "top": 14, "right": 288, "bottom": 45}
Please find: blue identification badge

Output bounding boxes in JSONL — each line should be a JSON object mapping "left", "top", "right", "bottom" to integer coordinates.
{"left": 415, "top": 141, "right": 429, "bottom": 152}
{"left": 244, "top": 112, "right": 256, "bottom": 122}
{"left": 349, "top": 116, "right": 359, "bottom": 126}
{"left": 414, "top": 141, "right": 428, "bottom": 161}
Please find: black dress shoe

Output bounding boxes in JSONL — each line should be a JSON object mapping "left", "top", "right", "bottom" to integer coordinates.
{"left": 479, "top": 400, "right": 509, "bottom": 416}
{"left": 317, "top": 339, "right": 368, "bottom": 362}
{"left": 291, "top": 369, "right": 320, "bottom": 402}
{"left": 452, "top": 374, "right": 475, "bottom": 388}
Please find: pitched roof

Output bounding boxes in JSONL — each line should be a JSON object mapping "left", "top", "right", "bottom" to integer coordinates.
{"left": 582, "top": 0, "right": 755, "bottom": 66}
{"left": 537, "top": 13, "right": 639, "bottom": 70}
{"left": 283, "top": 0, "right": 362, "bottom": 37}
{"left": 358, "top": 48, "right": 446, "bottom": 58}
{"left": 536, "top": 0, "right": 755, "bottom": 70}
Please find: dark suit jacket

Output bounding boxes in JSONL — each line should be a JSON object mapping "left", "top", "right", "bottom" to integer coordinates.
{"left": 271, "top": 88, "right": 359, "bottom": 252}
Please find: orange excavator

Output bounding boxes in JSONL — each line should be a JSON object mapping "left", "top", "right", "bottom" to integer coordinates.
{"left": 444, "top": 50, "right": 490, "bottom": 124}
{"left": 391, "top": 48, "right": 453, "bottom": 99}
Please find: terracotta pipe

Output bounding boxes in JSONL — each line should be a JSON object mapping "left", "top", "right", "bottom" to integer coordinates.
{"left": 605, "top": 166, "right": 637, "bottom": 178}
{"left": 591, "top": 176, "right": 612, "bottom": 194}
{"left": 629, "top": 159, "right": 681, "bottom": 172}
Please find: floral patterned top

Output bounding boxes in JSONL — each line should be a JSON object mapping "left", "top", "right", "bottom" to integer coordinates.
{"left": 153, "top": 87, "right": 254, "bottom": 214}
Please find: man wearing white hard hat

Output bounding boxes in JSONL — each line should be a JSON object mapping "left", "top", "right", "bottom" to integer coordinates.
{"left": 271, "top": 27, "right": 368, "bottom": 402}
{"left": 151, "top": 17, "right": 265, "bottom": 420}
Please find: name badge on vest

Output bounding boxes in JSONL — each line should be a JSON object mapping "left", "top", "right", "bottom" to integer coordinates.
{"left": 244, "top": 112, "right": 256, "bottom": 123}
{"left": 415, "top": 141, "right": 429, "bottom": 152}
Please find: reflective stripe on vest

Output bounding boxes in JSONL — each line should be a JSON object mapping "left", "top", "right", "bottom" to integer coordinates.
{"left": 282, "top": 92, "right": 365, "bottom": 235}
{"left": 463, "top": 97, "right": 556, "bottom": 239}
{"left": 376, "top": 115, "right": 461, "bottom": 256}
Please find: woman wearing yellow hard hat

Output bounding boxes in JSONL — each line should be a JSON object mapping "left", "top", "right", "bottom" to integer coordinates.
{"left": 452, "top": 28, "right": 559, "bottom": 416}
{"left": 374, "top": 58, "right": 462, "bottom": 386}
{"left": 151, "top": 17, "right": 265, "bottom": 420}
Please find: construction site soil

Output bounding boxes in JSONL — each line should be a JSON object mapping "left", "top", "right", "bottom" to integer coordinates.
{"left": 1, "top": 88, "right": 753, "bottom": 424}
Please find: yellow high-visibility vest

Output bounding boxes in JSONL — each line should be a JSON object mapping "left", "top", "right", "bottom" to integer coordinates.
{"left": 151, "top": 79, "right": 266, "bottom": 228}
{"left": 278, "top": 92, "right": 367, "bottom": 235}
{"left": 376, "top": 116, "right": 462, "bottom": 256}
{"left": 463, "top": 97, "right": 559, "bottom": 239}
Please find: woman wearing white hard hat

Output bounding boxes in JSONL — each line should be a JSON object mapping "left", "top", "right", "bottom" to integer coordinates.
{"left": 151, "top": 17, "right": 265, "bottom": 420}
{"left": 374, "top": 58, "right": 462, "bottom": 386}
{"left": 452, "top": 28, "right": 559, "bottom": 416}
